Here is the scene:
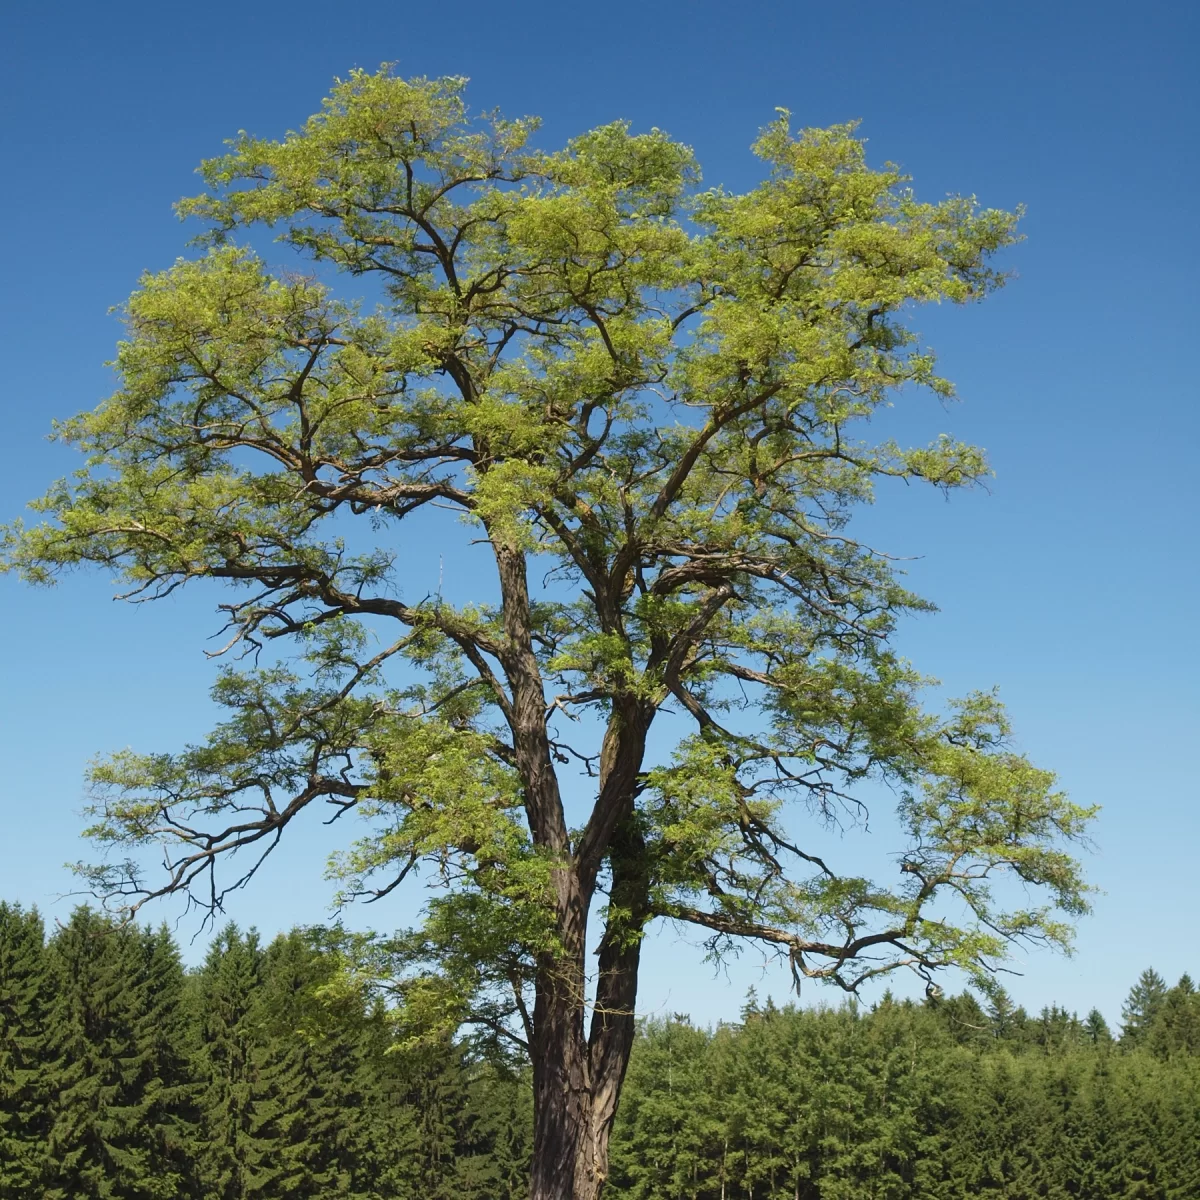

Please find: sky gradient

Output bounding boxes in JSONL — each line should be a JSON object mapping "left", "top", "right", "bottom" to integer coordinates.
{"left": 2, "top": 0, "right": 1197, "bottom": 1026}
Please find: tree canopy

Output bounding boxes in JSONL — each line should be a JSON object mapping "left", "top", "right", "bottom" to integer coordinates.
{"left": 2, "top": 68, "right": 1094, "bottom": 1197}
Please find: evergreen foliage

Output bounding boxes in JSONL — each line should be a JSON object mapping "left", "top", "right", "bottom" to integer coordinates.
{"left": 1, "top": 902, "right": 1197, "bottom": 1197}
{"left": 40, "top": 908, "right": 196, "bottom": 1199}
{"left": 1121, "top": 968, "right": 1169, "bottom": 1047}
{"left": 0, "top": 902, "right": 53, "bottom": 1197}
{"left": 609, "top": 992, "right": 1200, "bottom": 1200}
{"left": 191, "top": 924, "right": 267, "bottom": 1199}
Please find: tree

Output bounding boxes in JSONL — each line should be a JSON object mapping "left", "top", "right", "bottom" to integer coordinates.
{"left": 1148, "top": 974, "right": 1200, "bottom": 1059}
{"left": 0, "top": 903, "right": 54, "bottom": 1197}
{"left": 1121, "top": 968, "right": 1169, "bottom": 1047}
{"left": 242, "top": 930, "right": 369, "bottom": 1198}
{"left": 42, "top": 909, "right": 195, "bottom": 1200}
{"left": 1083, "top": 1007, "right": 1113, "bottom": 1047}
{"left": 192, "top": 925, "right": 268, "bottom": 1200}
{"left": 128, "top": 925, "right": 201, "bottom": 1196}
{"left": 1, "top": 69, "right": 1095, "bottom": 1200}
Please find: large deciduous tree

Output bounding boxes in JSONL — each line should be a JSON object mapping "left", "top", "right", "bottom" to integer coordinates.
{"left": 2, "top": 69, "right": 1094, "bottom": 1199}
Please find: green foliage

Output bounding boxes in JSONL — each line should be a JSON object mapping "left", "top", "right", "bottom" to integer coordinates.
{"left": 2, "top": 71, "right": 1095, "bottom": 1182}
{"left": 191, "top": 924, "right": 270, "bottom": 1200}
{"left": 0, "top": 903, "right": 54, "bottom": 1197}
{"left": 0, "top": 910, "right": 532, "bottom": 1199}
{"left": 610, "top": 988, "right": 1200, "bottom": 1200}
{"left": 2, "top": 907, "right": 1198, "bottom": 1198}
{"left": 1148, "top": 974, "right": 1200, "bottom": 1059}
{"left": 1121, "top": 968, "right": 1169, "bottom": 1047}
{"left": 41, "top": 909, "right": 197, "bottom": 1200}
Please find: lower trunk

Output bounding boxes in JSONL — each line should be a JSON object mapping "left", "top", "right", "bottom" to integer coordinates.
{"left": 529, "top": 1035, "right": 609, "bottom": 1200}
{"left": 528, "top": 947, "right": 636, "bottom": 1200}
{"left": 530, "top": 817, "right": 647, "bottom": 1200}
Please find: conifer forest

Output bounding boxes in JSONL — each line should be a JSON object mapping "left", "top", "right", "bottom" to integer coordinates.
{"left": 2, "top": 900, "right": 1197, "bottom": 1199}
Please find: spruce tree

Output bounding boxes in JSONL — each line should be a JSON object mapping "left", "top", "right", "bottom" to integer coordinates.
{"left": 607, "top": 1017, "right": 720, "bottom": 1200}
{"left": 193, "top": 925, "right": 268, "bottom": 1200}
{"left": 1121, "top": 967, "right": 1169, "bottom": 1047}
{"left": 0, "top": 902, "right": 54, "bottom": 1197}
{"left": 244, "top": 929, "right": 368, "bottom": 1198}
{"left": 930, "top": 990, "right": 992, "bottom": 1048}
{"left": 453, "top": 1061, "right": 533, "bottom": 1200}
{"left": 43, "top": 907, "right": 191, "bottom": 1200}
{"left": 1157, "top": 1054, "right": 1200, "bottom": 1198}
{"left": 1072, "top": 1052, "right": 1128, "bottom": 1199}
{"left": 352, "top": 1002, "right": 427, "bottom": 1200}
{"left": 132, "top": 925, "right": 202, "bottom": 1196}
{"left": 1032, "top": 1003, "right": 1085, "bottom": 1054}
{"left": 1148, "top": 974, "right": 1200, "bottom": 1059}
{"left": 391, "top": 1034, "right": 476, "bottom": 1200}
{"left": 1084, "top": 1007, "right": 1113, "bottom": 1047}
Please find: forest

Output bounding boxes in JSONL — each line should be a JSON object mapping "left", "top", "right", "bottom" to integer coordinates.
{"left": 1, "top": 900, "right": 1197, "bottom": 1199}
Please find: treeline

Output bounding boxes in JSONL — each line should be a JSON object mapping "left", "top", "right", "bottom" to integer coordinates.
{"left": 608, "top": 983, "right": 1200, "bottom": 1199}
{"left": 0, "top": 903, "right": 530, "bottom": 1199}
{"left": 2, "top": 902, "right": 1199, "bottom": 1199}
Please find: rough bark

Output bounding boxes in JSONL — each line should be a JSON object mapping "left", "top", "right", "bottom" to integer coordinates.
{"left": 528, "top": 818, "right": 648, "bottom": 1200}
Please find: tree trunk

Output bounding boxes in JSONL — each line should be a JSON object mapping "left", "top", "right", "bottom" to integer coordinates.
{"left": 528, "top": 979, "right": 637, "bottom": 1200}
{"left": 529, "top": 1001, "right": 603, "bottom": 1200}
{"left": 488, "top": 541, "right": 650, "bottom": 1198}
{"left": 528, "top": 935, "right": 638, "bottom": 1199}
{"left": 529, "top": 821, "right": 646, "bottom": 1200}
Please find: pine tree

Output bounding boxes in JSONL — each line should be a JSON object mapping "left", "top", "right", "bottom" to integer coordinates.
{"left": 453, "top": 1061, "right": 533, "bottom": 1200}
{"left": 19, "top": 900, "right": 1200, "bottom": 1200}
{"left": 193, "top": 924, "right": 268, "bottom": 1200}
{"left": 1072, "top": 1053, "right": 1128, "bottom": 1199}
{"left": 1084, "top": 1007, "right": 1113, "bottom": 1046}
{"left": 1032, "top": 1003, "right": 1085, "bottom": 1054}
{"left": 132, "top": 925, "right": 202, "bottom": 1196}
{"left": 390, "top": 1034, "right": 477, "bottom": 1200}
{"left": 0, "top": 902, "right": 54, "bottom": 1197}
{"left": 352, "top": 1002, "right": 428, "bottom": 1200}
{"left": 1148, "top": 974, "right": 1200, "bottom": 1059}
{"left": 1121, "top": 967, "right": 1169, "bottom": 1047}
{"left": 986, "top": 986, "right": 1019, "bottom": 1043}
{"left": 607, "top": 1017, "right": 720, "bottom": 1200}
{"left": 1116, "top": 1053, "right": 1171, "bottom": 1198}
{"left": 243, "top": 929, "right": 368, "bottom": 1198}
{"left": 43, "top": 907, "right": 194, "bottom": 1200}
{"left": 931, "top": 990, "right": 992, "bottom": 1047}
{"left": 1157, "top": 1053, "right": 1200, "bottom": 1197}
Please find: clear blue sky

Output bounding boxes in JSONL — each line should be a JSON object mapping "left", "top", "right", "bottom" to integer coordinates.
{"left": 2, "top": 0, "right": 1196, "bottom": 1026}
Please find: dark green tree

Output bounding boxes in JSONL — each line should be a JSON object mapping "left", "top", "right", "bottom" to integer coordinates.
{"left": 0, "top": 903, "right": 54, "bottom": 1197}
{"left": 43, "top": 909, "right": 195, "bottom": 1200}
{"left": 192, "top": 925, "right": 268, "bottom": 1200}
{"left": 10, "top": 899, "right": 1200, "bottom": 1200}
{"left": 1148, "top": 973, "right": 1200, "bottom": 1059}
{"left": 985, "top": 985, "right": 1019, "bottom": 1044}
{"left": 243, "top": 929, "right": 370, "bottom": 1198}
{"left": 928, "top": 990, "right": 992, "bottom": 1048}
{"left": 1031, "top": 1003, "right": 1084, "bottom": 1054}
{"left": 607, "top": 1017, "right": 721, "bottom": 1200}
{"left": 1084, "top": 1006, "right": 1113, "bottom": 1047}
{"left": 1122, "top": 967, "right": 1169, "bottom": 1048}
{"left": 130, "top": 925, "right": 201, "bottom": 1195}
